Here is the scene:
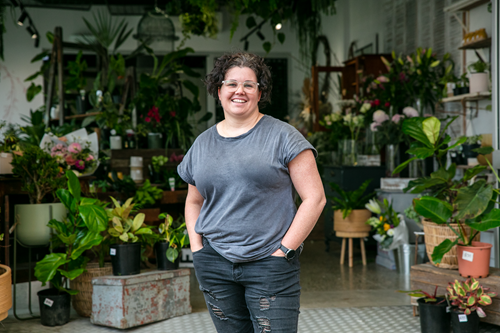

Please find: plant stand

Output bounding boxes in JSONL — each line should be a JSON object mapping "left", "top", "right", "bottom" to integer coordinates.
{"left": 337, "top": 231, "right": 368, "bottom": 267}
{"left": 91, "top": 268, "right": 191, "bottom": 329}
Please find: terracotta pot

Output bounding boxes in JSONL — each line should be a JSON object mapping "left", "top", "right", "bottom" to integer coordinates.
{"left": 457, "top": 241, "right": 492, "bottom": 278}
{"left": 0, "top": 264, "right": 12, "bottom": 322}
{"left": 333, "top": 209, "right": 372, "bottom": 233}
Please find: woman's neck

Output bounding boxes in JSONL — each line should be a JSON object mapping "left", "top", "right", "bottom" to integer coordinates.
{"left": 218, "top": 112, "right": 264, "bottom": 138}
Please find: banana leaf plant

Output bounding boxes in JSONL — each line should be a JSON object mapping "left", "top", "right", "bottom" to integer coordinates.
{"left": 393, "top": 116, "right": 500, "bottom": 264}
{"left": 329, "top": 179, "right": 376, "bottom": 219}
{"left": 34, "top": 171, "right": 108, "bottom": 295}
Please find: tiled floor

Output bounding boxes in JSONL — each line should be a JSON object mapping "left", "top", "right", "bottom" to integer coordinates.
{"left": 3, "top": 239, "right": 500, "bottom": 332}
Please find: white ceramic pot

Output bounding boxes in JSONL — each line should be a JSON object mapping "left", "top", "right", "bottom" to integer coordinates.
{"left": 0, "top": 152, "right": 13, "bottom": 175}
{"left": 469, "top": 72, "right": 489, "bottom": 93}
{"left": 109, "top": 136, "right": 122, "bottom": 150}
{"left": 15, "top": 203, "right": 67, "bottom": 246}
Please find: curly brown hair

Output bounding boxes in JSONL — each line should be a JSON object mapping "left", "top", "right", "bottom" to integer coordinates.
{"left": 204, "top": 52, "right": 272, "bottom": 107}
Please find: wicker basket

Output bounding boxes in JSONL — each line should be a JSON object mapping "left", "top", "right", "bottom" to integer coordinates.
{"left": 0, "top": 265, "right": 12, "bottom": 322}
{"left": 70, "top": 262, "right": 112, "bottom": 317}
{"left": 334, "top": 209, "right": 372, "bottom": 233}
{"left": 422, "top": 219, "right": 479, "bottom": 269}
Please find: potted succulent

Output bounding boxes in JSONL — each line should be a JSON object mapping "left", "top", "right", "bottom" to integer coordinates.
{"left": 394, "top": 117, "right": 500, "bottom": 275}
{"left": 34, "top": 171, "right": 108, "bottom": 326}
{"left": 399, "top": 286, "right": 450, "bottom": 333}
{"left": 468, "top": 59, "right": 489, "bottom": 94}
{"left": 447, "top": 278, "right": 497, "bottom": 333}
{"left": 10, "top": 145, "right": 67, "bottom": 247}
{"left": 330, "top": 179, "right": 376, "bottom": 234}
{"left": 107, "top": 197, "right": 154, "bottom": 276}
{"left": 155, "top": 213, "right": 189, "bottom": 270}
{"left": 0, "top": 233, "right": 12, "bottom": 323}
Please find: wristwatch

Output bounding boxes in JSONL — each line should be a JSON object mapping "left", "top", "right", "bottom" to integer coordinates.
{"left": 280, "top": 244, "right": 296, "bottom": 260}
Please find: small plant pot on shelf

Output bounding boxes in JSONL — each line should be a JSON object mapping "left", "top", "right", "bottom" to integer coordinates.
{"left": 37, "top": 288, "right": 71, "bottom": 327}
{"left": 457, "top": 241, "right": 492, "bottom": 278}
{"left": 110, "top": 243, "right": 141, "bottom": 276}
{"left": 450, "top": 309, "right": 479, "bottom": 333}
{"left": 155, "top": 242, "right": 180, "bottom": 270}
{"left": 417, "top": 297, "right": 450, "bottom": 333}
{"left": 469, "top": 72, "right": 489, "bottom": 94}
{"left": 333, "top": 209, "right": 372, "bottom": 233}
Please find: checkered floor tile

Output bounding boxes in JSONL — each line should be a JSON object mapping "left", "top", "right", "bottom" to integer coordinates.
{"left": 3, "top": 306, "right": 500, "bottom": 333}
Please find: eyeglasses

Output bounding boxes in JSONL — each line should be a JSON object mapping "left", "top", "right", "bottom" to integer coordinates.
{"left": 221, "top": 80, "right": 259, "bottom": 93}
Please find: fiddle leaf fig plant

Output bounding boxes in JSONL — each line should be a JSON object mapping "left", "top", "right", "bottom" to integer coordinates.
{"left": 34, "top": 170, "right": 108, "bottom": 295}
{"left": 107, "top": 197, "right": 153, "bottom": 243}
{"left": 157, "top": 213, "right": 189, "bottom": 263}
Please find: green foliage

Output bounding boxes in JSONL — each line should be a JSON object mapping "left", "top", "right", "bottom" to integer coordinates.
{"left": 11, "top": 145, "right": 67, "bottom": 204}
{"left": 34, "top": 171, "right": 108, "bottom": 295}
{"left": 468, "top": 60, "right": 489, "bottom": 73}
{"left": 19, "top": 109, "right": 46, "bottom": 147}
{"left": 329, "top": 180, "right": 375, "bottom": 219}
{"left": 65, "top": 51, "right": 88, "bottom": 93}
{"left": 107, "top": 197, "right": 153, "bottom": 244}
{"left": 134, "top": 180, "right": 163, "bottom": 208}
{"left": 464, "top": 134, "right": 482, "bottom": 145}
{"left": 398, "top": 286, "right": 444, "bottom": 304}
{"left": 152, "top": 155, "right": 169, "bottom": 173}
{"left": 157, "top": 213, "right": 190, "bottom": 263}
{"left": 447, "top": 278, "right": 497, "bottom": 318}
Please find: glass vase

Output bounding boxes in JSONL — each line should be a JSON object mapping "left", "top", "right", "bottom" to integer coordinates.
{"left": 385, "top": 144, "right": 400, "bottom": 177}
{"left": 408, "top": 158, "right": 424, "bottom": 178}
{"left": 341, "top": 139, "right": 358, "bottom": 166}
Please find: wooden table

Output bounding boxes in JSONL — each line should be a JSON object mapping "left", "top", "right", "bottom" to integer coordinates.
{"left": 411, "top": 263, "right": 500, "bottom": 325}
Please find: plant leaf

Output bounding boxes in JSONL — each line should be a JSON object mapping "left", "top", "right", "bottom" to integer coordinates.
{"left": 422, "top": 117, "right": 440, "bottom": 145}
{"left": 466, "top": 208, "right": 500, "bottom": 231}
{"left": 66, "top": 170, "right": 81, "bottom": 202}
{"left": 79, "top": 205, "right": 108, "bottom": 233}
{"left": 131, "top": 213, "right": 145, "bottom": 232}
{"left": 414, "top": 197, "right": 453, "bottom": 224}
{"left": 455, "top": 180, "right": 493, "bottom": 220}
{"left": 432, "top": 238, "right": 458, "bottom": 264}
{"left": 34, "top": 253, "right": 70, "bottom": 285}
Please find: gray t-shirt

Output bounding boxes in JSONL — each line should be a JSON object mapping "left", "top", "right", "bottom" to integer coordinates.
{"left": 177, "top": 115, "right": 317, "bottom": 263}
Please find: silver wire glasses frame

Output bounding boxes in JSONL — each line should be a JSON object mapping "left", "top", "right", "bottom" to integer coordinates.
{"left": 221, "top": 80, "right": 260, "bottom": 93}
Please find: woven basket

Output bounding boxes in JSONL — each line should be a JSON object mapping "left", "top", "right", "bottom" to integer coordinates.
{"left": 0, "top": 264, "right": 12, "bottom": 322}
{"left": 70, "top": 262, "right": 112, "bottom": 317}
{"left": 422, "top": 219, "right": 479, "bottom": 269}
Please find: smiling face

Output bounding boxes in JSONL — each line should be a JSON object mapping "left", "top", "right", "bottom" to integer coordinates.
{"left": 218, "top": 66, "right": 262, "bottom": 119}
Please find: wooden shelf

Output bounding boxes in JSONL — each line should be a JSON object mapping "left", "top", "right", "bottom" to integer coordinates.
{"left": 441, "top": 91, "right": 491, "bottom": 103}
{"left": 444, "top": 0, "right": 489, "bottom": 12}
{"left": 459, "top": 37, "right": 491, "bottom": 50}
{"left": 51, "top": 111, "right": 101, "bottom": 122}
{"left": 455, "top": 164, "right": 490, "bottom": 170}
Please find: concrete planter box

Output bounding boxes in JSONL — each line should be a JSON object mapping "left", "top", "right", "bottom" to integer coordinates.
{"left": 91, "top": 269, "right": 191, "bottom": 329}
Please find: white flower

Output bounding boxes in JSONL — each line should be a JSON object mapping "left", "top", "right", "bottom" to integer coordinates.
{"left": 331, "top": 110, "right": 343, "bottom": 121}
{"left": 387, "top": 229, "right": 395, "bottom": 236}
{"left": 370, "top": 122, "right": 379, "bottom": 132}
{"left": 365, "top": 199, "right": 381, "bottom": 214}
{"left": 360, "top": 103, "right": 371, "bottom": 113}
{"left": 343, "top": 114, "right": 353, "bottom": 123}
{"left": 403, "top": 107, "right": 419, "bottom": 118}
{"left": 354, "top": 115, "right": 365, "bottom": 126}
{"left": 373, "top": 110, "right": 389, "bottom": 124}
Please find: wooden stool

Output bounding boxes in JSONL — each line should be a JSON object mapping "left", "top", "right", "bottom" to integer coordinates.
{"left": 337, "top": 231, "right": 369, "bottom": 267}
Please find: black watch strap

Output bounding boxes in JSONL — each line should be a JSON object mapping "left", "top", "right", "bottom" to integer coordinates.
{"left": 280, "top": 244, "right": 296, "bottom": 260}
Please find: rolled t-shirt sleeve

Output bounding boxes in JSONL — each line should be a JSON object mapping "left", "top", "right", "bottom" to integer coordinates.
{"left": 281, "top": 125, "right": 318, "bottom": 167}
{"left": 177, "top": 149, "right": 195, "bottom": 186}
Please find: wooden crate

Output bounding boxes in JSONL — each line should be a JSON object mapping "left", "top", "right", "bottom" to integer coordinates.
{"left": 411, "top": 263, "right": 500, "bottom": 325}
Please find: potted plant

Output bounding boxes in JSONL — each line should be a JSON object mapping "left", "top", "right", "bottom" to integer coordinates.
{"left": 10, "top": 145, "right": 68, "bottom": 247}
{"left": 107, "top": 197, "right": 154, "bottom": 276}
{"left": 155, "top": 213, "right": 190, "bottom": 270}
{"left": 330, "top": 179, "right": 375, "bottom": 234}
{"left": 34, "top": 171, "right": 108, "bottom": 326}
{"left": 134, "top": 179, "right": 163, "bottom": 225}
{"left": 454, "top": 73, "right": 470, "bottom": 95}
{"left": 461, "top": 135, "right": 482, "bottom": 164}
{"left": 447, "top": 278, "right": 497, "bottom": 333}
{"left": 365, "top": 198, "right": 407, "bottom": 250}
{"left": 150, "top": 155, "right": 169, "bottom": 183}
{"left": 65, "top": 50, "right": 88, "bottom": 115}
{"left": 0, "top": 233, "right": 12, "bottom": 322}
{"left": 394, "top": 117, "right": 500, "bottom": 275}
{"left": 399, "top": 286, "right": 450, "bottom": 333}
{"left": 468, "top": 59, "right": 489, "bottom": 94}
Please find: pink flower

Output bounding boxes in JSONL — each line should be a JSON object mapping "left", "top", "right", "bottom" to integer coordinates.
{"left": 170, "top": 111, "right": 176, "bottom": 117}
{"left": 65, "top": 155, "right": 76, "bottom": 166}
{"left": 86, "top": 155, "right": 94, "bottom": 161}
{"left": 370, "top": 122, "right": 379, "bottom": 132}
{"left": 75, "top": 160, "right": 85, "bottom": 171}
{"left": 68, "top": 142, "right": 81, "bottom": 154}
{"left": 374, "top": 99, "right": 380, "bottom": 106}
{"left": 145, "top": 117, "right": 151, "bottom": 123}
{"left": 384, "top": 102, "right": 391, "bottom": 108}
{"left": 373, "top": 110, "right": 389, "bottom": 124}
{"left": 392, "top": 114, "right": 405, "bottom": 124}
{"left": 376, "top": 76, "right": 389, "bottom": 83}
{"left": 403, "top": 107, "right": 419, "bottom": 118}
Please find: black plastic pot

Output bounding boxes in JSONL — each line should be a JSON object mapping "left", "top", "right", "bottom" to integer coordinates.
{"left": 453, "top": 87, "right": 461, "bottom": 96}
{"left": 459, "top": 87, "right": 470, "bottom": 95}
{"left": 37, "top": 288, "right": 71, "bottom": 326}
{"left": 462, "top": 143, "right": 481, "bottom": 160}
{"left": 155, "top": 242, "right": 180, "bottom": 270}
{"left": 75, "top": 94, "right": 88, "bottom": 114}
{"left": 417, "top": 297, "right": 450, "bottom": 333}
{"left": 451, "top": 309, "right": 479, "bottom": 333}
{"left": 110, "top": 243, "right": 141, "bottom": 276}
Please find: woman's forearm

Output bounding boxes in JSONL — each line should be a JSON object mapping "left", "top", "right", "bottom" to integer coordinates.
{"left": 185, "top": 184, "right": 204, "bottom": 252}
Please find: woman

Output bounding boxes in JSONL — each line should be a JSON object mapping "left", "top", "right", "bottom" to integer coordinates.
{"left": 177, "top": 52, "right": 325, "bottom": 333}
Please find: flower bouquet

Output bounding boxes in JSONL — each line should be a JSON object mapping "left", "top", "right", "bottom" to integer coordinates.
{"left": 365, "top": 198, "right": 408, "bottom": 250}
{"left": 40, "top": 128, "right": 99, "bottom": 177}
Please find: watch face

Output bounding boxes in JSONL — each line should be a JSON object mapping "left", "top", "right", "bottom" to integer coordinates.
{"left": 286, "top": 249, "right": 296, "bottom": 260}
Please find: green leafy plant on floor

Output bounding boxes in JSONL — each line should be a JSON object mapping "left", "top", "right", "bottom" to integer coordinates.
{"left": 329, "top": 179, "right": 375, "bottom": 219}
{"left": 157, "top": 213, "right": 189, "bottom": 263}
{"left": 34, "top": 171, "right": 108, "bottom": 294}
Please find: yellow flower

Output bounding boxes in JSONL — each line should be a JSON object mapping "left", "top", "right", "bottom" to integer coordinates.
{"left": 384, "top": 223, "right": 390, "bottom": 232}
{"left": 379, "top": 216, "right": 384, "bottom": 222}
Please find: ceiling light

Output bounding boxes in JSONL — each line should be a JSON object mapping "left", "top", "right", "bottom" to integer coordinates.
{"left": 256, "top": 31, "right": 265, "bottom": 41}
{"left": 27, "top": 25, "right": 37, "bottom": 39}
{"left": 34, "top": 37, "right": 39, "bottom": 48}
{"left": 275, "top": 23, "right": 282, "bottom": 30}
{"left": 17, "top": 11, "right": 28, "bottom": 26}
{"left": 244, "top": 40, "right": 249, "bottom": 51}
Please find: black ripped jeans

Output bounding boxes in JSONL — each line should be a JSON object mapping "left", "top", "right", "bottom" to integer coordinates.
{"left": 192, "top": 237, "right": 301, "bottom": 333}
